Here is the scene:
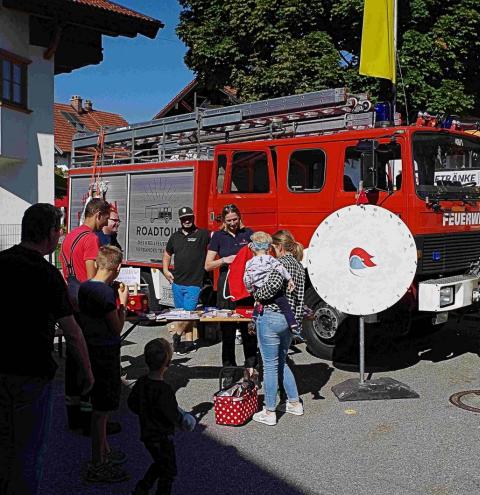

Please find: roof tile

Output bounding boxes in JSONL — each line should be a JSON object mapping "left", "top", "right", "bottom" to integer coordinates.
{"left": 70, "top": 0, "right": 158, "bottom": 23}
{"left": 54, "top": 102, "right": 128, "bottom": 153}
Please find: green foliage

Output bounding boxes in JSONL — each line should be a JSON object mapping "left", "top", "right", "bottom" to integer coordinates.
{"left": 177, "top": 0, "right": 480, "bottom": 116}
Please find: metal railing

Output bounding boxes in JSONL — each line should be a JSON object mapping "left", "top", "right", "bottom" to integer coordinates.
{"left": 0, "top": 224, "right": 63, "bottom": 269}
{"left": 0, "top": 224, "right": 21, "bottom": 251}
{"left": 71, "top": 87, "right": 375, "bottom": 168}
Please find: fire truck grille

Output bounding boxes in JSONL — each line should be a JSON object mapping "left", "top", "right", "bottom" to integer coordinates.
{"left": 418, "top": 232, "right": 480, "bottom": 275}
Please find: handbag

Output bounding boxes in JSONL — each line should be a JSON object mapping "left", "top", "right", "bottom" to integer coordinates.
{"left": 213, "top": 367, "right": 258, "bottom": 426}
{"left": 60, "top": 230, "right": 91, "bottom": 312}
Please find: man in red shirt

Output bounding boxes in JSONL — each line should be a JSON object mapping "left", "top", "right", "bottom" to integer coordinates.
{"left": 61, "top": 198, "right": 111, "bottom": 433}
{"left": 61, "top": 198, "right": 111, "bottom": 283}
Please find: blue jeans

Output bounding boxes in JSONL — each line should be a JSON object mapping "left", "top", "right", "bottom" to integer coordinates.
{"left": 256, "top": 310, "right": 299, "bottom": 411}
{"left": 0, "top": 375, "right": 53, "bottom": 495}
{"left": 172, "top": 283, "right": 201, "bottom": 311}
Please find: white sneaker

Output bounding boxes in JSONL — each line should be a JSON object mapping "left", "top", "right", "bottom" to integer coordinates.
{"left": 252, "top": 408, "right": 277, "bottom": 426}
{"left": 277, "top": 400, "right": 304, "bottom": 416}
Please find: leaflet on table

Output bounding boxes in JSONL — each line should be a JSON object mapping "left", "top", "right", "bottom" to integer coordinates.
{"left": 202, "top": 309, "right": 233, "bottom": 318}
{"left": 160, "top": 310, "right": 200, "bottom": 320}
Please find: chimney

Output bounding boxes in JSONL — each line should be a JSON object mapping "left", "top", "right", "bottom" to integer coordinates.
{"left": 84, "top": 99, "right": 93, "bottom": 112}
{"left": 70, "top": 95, "right": 83, "bottom": 113}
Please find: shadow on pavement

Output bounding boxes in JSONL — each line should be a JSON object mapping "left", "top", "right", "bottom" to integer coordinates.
{"left": 174, "top": 424, "right": 309, "bottom": 495}
{"left": 40, "top": 376, "right": 311, "bottom": 495}
{"left": 122, "top": 349, "right": 334, "bottom": 401}
{"left": 331, "top": 317, "right": 480, "bottom": 373}
{"left": 121, "top": 355, "right": 225, "bottom": 393}
{"left": 288, "top": 359, "right": 333, "bottom": 401}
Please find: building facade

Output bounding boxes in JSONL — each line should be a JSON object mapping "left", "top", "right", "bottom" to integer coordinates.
{"left": 0, "top": 0, "right": 161, "bottom": 226}
{"left": 0, "top": 6, "right": 55, "bottom": 222}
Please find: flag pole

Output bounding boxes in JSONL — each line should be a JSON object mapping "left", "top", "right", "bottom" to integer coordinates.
{"left": 392, "top": 0, "right": 398, "bottom": 117}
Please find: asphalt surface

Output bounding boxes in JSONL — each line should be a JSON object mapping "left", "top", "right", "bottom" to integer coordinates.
{"left": 39, "top": 316, "right": 480, "bottom": 495}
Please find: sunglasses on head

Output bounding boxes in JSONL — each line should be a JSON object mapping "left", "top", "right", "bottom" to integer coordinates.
{"left": 222, "top": 203, "right": 239, "bottom": 212}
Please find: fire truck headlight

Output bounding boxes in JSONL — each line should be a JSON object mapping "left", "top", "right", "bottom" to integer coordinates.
{"left": 439, "top": 286, "right": 454, "bottom": 308}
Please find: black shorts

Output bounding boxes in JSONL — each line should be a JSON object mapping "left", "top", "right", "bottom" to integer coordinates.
{"left": 87, "top": 344, "right": 121, "bottom": 412}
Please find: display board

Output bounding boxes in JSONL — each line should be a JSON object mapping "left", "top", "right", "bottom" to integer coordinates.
{"left": 127, "top": 169, "right": 194, "bottom": 263}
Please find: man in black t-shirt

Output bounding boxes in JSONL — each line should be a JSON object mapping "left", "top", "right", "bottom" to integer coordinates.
{"left": 162, "top": 207, "right": 209, "bottom": 354}
{"left": 0, "top": 203, "right": 93, "bottom": 495}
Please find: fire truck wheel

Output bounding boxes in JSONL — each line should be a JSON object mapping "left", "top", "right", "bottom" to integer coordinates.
{"left": 141, "top": 271, "right": 161, "bottom": 312}
{"left": 302, "top": 287, "right": 352, "bottom": 359}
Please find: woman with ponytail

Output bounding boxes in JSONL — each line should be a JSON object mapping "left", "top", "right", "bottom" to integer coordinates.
{"left": 251, "top": 230, "right": 305, "bottom": 426}
{"left": 205, "top": 204, "right": 258, "bottom": 388}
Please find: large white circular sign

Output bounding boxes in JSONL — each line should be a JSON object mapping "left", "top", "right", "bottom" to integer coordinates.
{"left": 307, "top": 205, "right": 417, "bottom": 316}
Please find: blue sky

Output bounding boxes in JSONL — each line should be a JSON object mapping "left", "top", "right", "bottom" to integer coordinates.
{"left": 54, "top": 0, "right": 193, "bottom": 123}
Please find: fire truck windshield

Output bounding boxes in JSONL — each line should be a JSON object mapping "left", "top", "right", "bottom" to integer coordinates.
{"left": 412, "top": 131, "right": 480, "bottom": 200}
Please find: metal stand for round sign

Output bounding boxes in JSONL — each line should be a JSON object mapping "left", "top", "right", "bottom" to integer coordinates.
{"left": 330, "top": 316, "right": 419, "bottom": 401}
{"left": 359, "top": 316, "right": 365, "bottom": 384}
{"left": 307, "top": 205, "right": 419, "bottom": 401}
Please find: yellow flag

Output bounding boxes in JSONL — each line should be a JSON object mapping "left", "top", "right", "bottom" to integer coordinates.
{"left": 359, "top": 0, "right": 396, "bottom": 83}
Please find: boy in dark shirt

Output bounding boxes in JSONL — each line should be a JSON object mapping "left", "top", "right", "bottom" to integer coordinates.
{"left": 128, "top": 338, "right": 195, "bottom": 495}
{"left": 78, "top": 245, "right": 129, "bottom": 483}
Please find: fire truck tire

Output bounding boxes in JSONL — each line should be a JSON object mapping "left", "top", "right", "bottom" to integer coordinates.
{"left": 302, "top": 287, "right": 352, "bottom": 359}
{"left": 141, "top": 271, "right": 162, "bottom": 312}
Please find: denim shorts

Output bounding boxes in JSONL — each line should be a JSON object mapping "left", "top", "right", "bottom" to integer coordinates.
{"left": 172, "top": 283, "right": 201, "bottom": 311}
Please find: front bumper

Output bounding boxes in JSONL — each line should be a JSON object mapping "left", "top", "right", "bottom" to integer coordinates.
{"left": 418, "top": 274, "right": 480, "bottom": 312}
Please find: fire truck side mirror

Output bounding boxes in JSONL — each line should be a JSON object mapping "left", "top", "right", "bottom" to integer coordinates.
{"left": 356, "top": 139, "right": 379, "bottom": 190}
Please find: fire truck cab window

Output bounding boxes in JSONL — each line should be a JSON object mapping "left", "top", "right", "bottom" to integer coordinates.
{"left": 287, "top": 149, "right": 325, "bottom": 192}
{"left": 412, "top": 132, "right": 480, "bottom": 199}
{"left": 344, "top": 144, "right": 402, "bottom": 192}
{"left": 230, "top": 151, "right": 269, "bottom": 193}
{"left": 217, "top": 154, "right": 227, "bottom": 193}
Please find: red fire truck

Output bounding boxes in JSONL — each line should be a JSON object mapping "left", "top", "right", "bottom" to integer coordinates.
{"left": 68, "top": 87, "right": 480, "bottom": 358}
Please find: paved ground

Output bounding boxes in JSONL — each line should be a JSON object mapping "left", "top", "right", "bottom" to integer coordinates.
{"left": 39, "top": 316, "right": 480, "bottom": 495}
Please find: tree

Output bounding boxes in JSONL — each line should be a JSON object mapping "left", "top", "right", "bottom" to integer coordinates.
{"left": 54, "top": 165, "right": 67, "bottom": 199}
{"left": 177, "top": 0, "right": 480, "bottom": 117}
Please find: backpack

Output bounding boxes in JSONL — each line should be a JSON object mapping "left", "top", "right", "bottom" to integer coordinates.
{"left": 223, "top": 245, "right": 254, "bottom": 301}
{"left": 61, "top": 230, "right": 91, "bottom": 312}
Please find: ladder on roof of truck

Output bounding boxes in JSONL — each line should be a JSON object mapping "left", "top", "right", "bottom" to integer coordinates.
{"left": 71, "top": 87, "right": 376, "bottom": 168}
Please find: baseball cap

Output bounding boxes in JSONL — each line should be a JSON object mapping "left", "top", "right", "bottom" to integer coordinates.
{"left": 178, "top": 206, "right": 194, "bottom": 218}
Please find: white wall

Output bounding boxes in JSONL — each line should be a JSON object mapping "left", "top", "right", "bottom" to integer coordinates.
{"left": 0, "top": 5, "right": 55, "bottom": 224}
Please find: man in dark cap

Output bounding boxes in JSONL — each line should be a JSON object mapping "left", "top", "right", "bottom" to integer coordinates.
{"left": 162, "top": 206, "right": 209, "bottom": 354}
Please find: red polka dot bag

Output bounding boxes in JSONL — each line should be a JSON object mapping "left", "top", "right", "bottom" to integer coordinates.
{"left": 214, "top": 367, "right": 258, "bottom": 426}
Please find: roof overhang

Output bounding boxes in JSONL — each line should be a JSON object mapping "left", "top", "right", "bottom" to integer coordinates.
{"left": 3, "top": 0, "right": 163, "bottom": 74}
